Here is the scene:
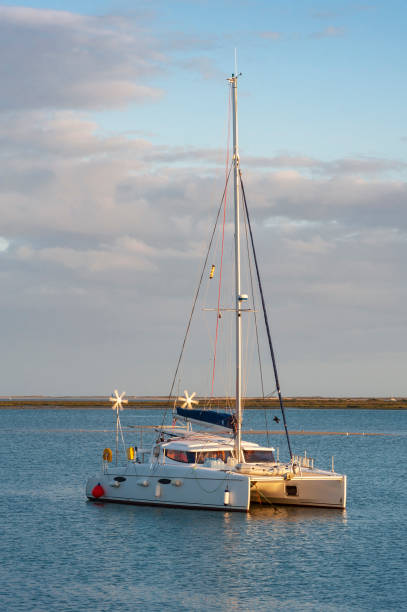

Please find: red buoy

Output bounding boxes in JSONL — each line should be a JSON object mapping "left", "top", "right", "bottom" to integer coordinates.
{"left": 92, "top": 483, "right": 105, "bottom": 498}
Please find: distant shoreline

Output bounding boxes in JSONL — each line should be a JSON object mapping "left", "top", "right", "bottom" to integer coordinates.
{"left": 0, "top": 397, "right": 406, "bottom": 410}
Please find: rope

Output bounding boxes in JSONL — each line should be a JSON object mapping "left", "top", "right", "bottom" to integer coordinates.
{"left": 251, "top": 483, "right": 278, "bottom": 507}
{"left": 192, "top": 467, "right": 229, "bottom": 494}
{"left": 118, "top": 416, "right": 126, "bottom": 453}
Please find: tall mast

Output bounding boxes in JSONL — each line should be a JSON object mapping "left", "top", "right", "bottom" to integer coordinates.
{"left": 228, "top": 73, "right": 242, "bottom": 461}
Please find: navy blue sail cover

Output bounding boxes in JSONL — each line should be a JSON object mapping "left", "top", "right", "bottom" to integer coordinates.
{"left": 176, "top": 407, "right": 237, "bottom": 432}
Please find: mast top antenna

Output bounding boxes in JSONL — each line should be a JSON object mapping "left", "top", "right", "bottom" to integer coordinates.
{"left": 227, "top": 72, "right": 242, "bottom": 83}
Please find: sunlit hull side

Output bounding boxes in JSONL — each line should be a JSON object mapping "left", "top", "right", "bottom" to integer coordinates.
{"left": 249, "top": 472, "right": 347, "bottom": 509}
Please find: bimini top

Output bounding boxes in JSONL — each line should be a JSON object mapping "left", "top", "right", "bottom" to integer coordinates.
{"left": 161, "top": 433, "right": 274, "bottom": 454}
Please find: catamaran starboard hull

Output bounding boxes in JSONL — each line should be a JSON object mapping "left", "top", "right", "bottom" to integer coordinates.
{"left": 250, "top": 473, "right": 346, "bottom": 509}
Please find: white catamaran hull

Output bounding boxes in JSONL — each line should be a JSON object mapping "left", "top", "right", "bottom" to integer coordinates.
{"left": 250, "top": 473, "right": 346, "bottom": 509}
{"left": 86, "top": 463, "right": 346, "bottom": 511}
{"left": 86, "top": 464, "right": 251, "bottom": 511}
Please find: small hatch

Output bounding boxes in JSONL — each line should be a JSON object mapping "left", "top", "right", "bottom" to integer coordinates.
{"left": 114, "top": 476, "right": 126, "bottom": 482}
{"left": 158, "top": 478, "right": 171, "bottom": 484}
{"left": 286, "top": 485, "right": 298, "bottom": 496}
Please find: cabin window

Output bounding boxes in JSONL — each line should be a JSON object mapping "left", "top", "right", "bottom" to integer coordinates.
{"left": 243, "top": 450, "right": 275, "bottom": 463}
{"left": 195, "top": 450, "right": 232, "bottom": 464}
{"left": 286, "top": 485, "right": 298, "bottom": 496}
{"left": 165, "top": 449, "right": 196, "bottom": 463}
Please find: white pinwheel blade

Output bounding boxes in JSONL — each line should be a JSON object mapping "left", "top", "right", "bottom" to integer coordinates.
{"left": 110, "top": 389, "right": 127, "bottom": 411}
{"left": 177, "top": 389, "right": 199, "bottom": 410}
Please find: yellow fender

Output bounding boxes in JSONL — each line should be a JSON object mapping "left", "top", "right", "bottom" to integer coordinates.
{"left": 102, "top": 448, "right": 113, "bottom": 462}
{"left": 126, "top": 447, "right": 134, "bottom": 461}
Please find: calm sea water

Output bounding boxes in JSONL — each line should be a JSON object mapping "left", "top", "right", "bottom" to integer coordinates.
{"left": 0, "top": 408, "right": 406, "bottom": 611}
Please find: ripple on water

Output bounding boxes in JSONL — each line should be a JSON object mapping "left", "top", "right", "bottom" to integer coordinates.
{"left": 0, "top": 408, "right": 406, "bottom": 611}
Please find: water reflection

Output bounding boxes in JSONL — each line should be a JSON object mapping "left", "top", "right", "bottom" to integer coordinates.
{"left": 248, "top": 504, "right": 347, "bottom": 523}
{"left": 87, "top": 498, "right": 347, "bottom": 525}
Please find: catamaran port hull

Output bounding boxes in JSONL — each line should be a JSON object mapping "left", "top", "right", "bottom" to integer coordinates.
{"left": 86, "top": 465, "right": 251, "bottom": 511}
{"left": 250, "top": 474, "right": 347, "bottom": 509}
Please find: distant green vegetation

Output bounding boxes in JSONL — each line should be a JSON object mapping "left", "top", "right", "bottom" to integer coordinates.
{"left": 1, "top": 397, "right": 406, "bottom": 409}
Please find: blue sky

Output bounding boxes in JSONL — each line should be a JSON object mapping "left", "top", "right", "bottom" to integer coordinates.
{"left": 6, "top": 0, "right": 406, "bottom": 159}
{"left": 97, "top": 1, "right": 406, "bottom": 162}
{"left": 0, "top": 1, "right": 406, "bottom": 396}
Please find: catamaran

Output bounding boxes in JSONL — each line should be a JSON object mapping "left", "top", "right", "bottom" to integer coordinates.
{"left": 86, "top": 75, "right": 347, "bottom": 511}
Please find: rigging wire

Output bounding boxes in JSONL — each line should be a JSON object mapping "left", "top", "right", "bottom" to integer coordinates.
{"left": 160, "top": 164, "right": 233, "bottom": 431}
{"left": 241, "top": 191, "right": 270, "bottom": 446}
{"left": 210, "top": 85, "right": 232, "bottom": 396}
{"left": 225, "top": 290, "right": 234, "bottom": 408}
{"left": 242, "top": 188, "right": 265, "bottom": 398}
{"left": 239, "top": 169, "right": 293, "bottom": 460}
{"left": 210, "top": 177, "right": 228, "bottom": 396}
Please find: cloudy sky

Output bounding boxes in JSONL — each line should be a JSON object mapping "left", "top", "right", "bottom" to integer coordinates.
{"left": 1, "top": 0, "right": 406, "bottom": 397}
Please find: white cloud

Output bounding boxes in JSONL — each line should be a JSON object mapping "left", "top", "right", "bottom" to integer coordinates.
{"left": 15, "top": 233, "right": 205, "bottom": 274}
{"left": 310, "top": 26, "right": 345, "bottom": 39}
{"left": 1, "top": 110, "right": 406, "bottom": 262}
{"left": 283, "top": 235, "right": 334, "bottom": 254}
{"left": 0, "top": 5, "right": 405, "bottom": 395}
{"left": 0, "top": 6, "right": 164, "bottom": 110}
{"left": 265, "top": 216, "right": 320, "bottom": 232}
{"left": 16, "top": 243, "right": 156, "bottom": 273}
{"left": 260, "top": 31, "right": 282, "bottom": 41}
{"left": 0, "top": 237, "right": 10, "bottom": 252}
{"left": 179, "top": 57, "right": 224, "bottom": 80}
{"left": 2, "top": 110, "right": 406, "bottom": 394}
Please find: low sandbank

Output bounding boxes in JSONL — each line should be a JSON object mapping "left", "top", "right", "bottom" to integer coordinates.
{"left": 0, "top": 397, "right": 406, "bottom": 409}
